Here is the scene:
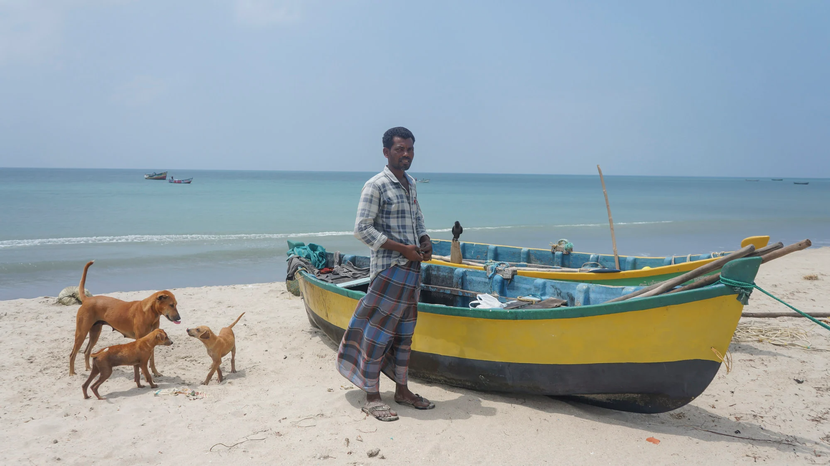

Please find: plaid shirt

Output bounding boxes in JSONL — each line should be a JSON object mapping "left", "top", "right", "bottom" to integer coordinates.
{"left": 354, "top": 166, "right": 427, "bottom": 280}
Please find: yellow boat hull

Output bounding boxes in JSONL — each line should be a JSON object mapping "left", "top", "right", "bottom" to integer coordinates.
{"left": 298, "top": 257, "right": 759, "bottom": 413}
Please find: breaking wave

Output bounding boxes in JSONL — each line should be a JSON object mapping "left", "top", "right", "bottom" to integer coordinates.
{"left": 0, "top": 221, "right": 675, "bottom": 249}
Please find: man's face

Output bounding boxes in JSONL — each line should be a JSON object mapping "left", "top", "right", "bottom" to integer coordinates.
{"left": 383, "top": 136, "right": 415, "bottom": 172}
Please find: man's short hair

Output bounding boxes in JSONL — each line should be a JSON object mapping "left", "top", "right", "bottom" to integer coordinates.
{"left": 382, "top": 127, "right": 415, "bottom": 149}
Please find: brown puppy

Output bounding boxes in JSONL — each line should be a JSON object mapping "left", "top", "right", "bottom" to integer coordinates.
{"left": 82, "top": 328, "right": 174, "bottom": 400}
{"left": 69, "top": 261, "right": 182, "bottom": 376}
{"left": 187, "top": 313, "right": 245, "bottom": 385}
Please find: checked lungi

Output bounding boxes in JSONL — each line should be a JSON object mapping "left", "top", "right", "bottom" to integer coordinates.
{"left": 336, "top": 261, "right": 421, "bottom": 392}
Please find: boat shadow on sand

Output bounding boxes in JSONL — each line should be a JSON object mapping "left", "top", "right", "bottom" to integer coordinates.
{"left": 310, "top": 327, "right": 826, "bottom": 455}
{"left": 729, "top": 341, "right": 798, "bottom": 358}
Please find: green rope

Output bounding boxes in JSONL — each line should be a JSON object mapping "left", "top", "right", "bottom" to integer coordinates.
{"left": 719, "top": 277, "right": 830, "bottom": 333}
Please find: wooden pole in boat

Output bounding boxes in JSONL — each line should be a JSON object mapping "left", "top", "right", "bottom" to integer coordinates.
{"left": 668, "top": 239, "right": 810, "bottom": 294}
{"left": 597, "top": 165, "right": 621, "bottom": 270}
{"left": 606, "top": 244, "right": 757, "bottom": 303}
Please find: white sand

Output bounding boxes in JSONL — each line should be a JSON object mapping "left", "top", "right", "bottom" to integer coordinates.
{"left": 1, "top": 248, "right": 828, "bottom": 465}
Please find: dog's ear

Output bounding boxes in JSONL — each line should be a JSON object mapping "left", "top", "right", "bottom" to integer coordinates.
{"left": 157, "top": 294, "right": 169, "bottom": 301}
{"left": 200, "top": 331, "right": 210, "bottom": 340}
{"left": 156, "top": 331, "right": 166, "bottom": 340}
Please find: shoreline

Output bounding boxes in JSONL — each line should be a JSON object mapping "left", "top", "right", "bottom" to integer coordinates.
{"left": 1, "top": 249, "right": 828, "bottom": 464}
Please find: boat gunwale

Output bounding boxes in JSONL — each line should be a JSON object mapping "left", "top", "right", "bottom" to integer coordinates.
{"left": 427, "top": 257, "right": 702, "bottom": 280}
{"left": 431, "top": 237, "right": 740, "bottom": 261}
{"left": 428, "top": 236, "right": 768, "bottom": 281}
{"left": 296, "top": 269, "right": 736, "bottom": 321}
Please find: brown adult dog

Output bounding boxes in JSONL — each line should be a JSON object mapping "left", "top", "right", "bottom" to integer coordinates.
{"left": 69, "top": 261, "right": 181, "bottom": 376}
{"left": 186, "top": 313, "right": 245, "bottom": 385}
{"left": 82, "top": 329, "right": 174, "bottom": 400}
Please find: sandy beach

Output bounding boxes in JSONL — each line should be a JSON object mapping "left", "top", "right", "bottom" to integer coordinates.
{"left": 1, "top": 248, "right": 828, "bottom": 465}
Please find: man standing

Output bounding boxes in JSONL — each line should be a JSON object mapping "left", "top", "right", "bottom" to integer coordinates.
{"left": 336, "top": 126, "right": 435, "bottom": 422}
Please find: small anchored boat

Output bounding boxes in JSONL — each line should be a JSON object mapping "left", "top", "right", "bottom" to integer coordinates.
{"left": 144, "top": 171, "right": 167, "bottom": 180}
{"left": 168, "top": 177, "right": 193, "bottom": 184}
{"left": 794, "top": 182, "right": 809, "bottom": 185}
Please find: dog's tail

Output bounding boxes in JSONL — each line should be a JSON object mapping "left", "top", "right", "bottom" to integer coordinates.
{"left": 229, "top": 312, "right": 245, "bottom": 329}
{"left": 77, "top": 261, "right": 95, "bottom": 303}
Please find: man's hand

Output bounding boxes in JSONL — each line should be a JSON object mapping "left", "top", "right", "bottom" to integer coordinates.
{"left": 419, "top": 236, "right": 433, "bottom": 261}
{"left": 401, "top": 244, "right": 424, "bottom": 262}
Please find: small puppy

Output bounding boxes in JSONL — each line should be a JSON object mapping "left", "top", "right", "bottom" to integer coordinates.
{"left": 187, "top": 313, "right": 245, "bottom": 385}
{"left": 82, "top": 329, "right": 174, "bottom": 400}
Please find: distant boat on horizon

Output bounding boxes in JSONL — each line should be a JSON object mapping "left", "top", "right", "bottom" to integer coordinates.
{"left": 794, "top": 182, "right": 809, "bottom": 185}
{"left": 144, "top": 171, "right": 167, "bottom": 180}
{"left": 168, "top": 177, "right": 193, "bottom": 184}
{"left": 745, "top": 179, "right": 760, "bottom": 182}
{"left": 771, "top": 178, "right": 783, "bottom": 181}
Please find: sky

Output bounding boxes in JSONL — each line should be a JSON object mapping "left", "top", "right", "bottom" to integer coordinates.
{"left": 0, "top": 0, "right": 828, "bottom": 177}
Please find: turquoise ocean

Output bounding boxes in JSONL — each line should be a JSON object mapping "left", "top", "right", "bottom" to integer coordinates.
{"left": 1, "top": 168, "right": 828, "bottom": 300}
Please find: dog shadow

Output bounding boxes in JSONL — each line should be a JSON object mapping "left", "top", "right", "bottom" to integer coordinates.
{"left": 89, "top": 370, "right": 191, "bottom": 399}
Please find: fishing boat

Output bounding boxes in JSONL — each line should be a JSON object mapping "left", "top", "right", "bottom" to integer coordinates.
{"left": 144, "top": 171, "right": 167, "bottom": 180}
{"left": 427, "top": 236, "right": 769, "bottom": 286}
{"left": 771, "top": 179, "right": 783, "bottom": 181}
{"left": 794, "top": 182, "right": 809, "bottom": 185}
{"left": 168, "top": 177, "right": 193, "bottom": 184}
{"left": 298, "top": 251, "right": 763, "bottom": 413}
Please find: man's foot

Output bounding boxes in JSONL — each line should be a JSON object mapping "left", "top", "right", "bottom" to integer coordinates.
{"left": 394, "top": 393, "right": 435, "bottom": 410}
{"left": 362, "top": 401, "right": 399, "bottom": 422}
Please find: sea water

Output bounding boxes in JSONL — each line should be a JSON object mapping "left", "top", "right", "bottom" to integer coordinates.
{"left": 1, "top": 168, "right": 827, "bottom": 300}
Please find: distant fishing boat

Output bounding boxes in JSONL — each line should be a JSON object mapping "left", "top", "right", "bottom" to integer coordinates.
{"left": 745, "top": 179, "right": 759, "bottom": 182}
{"left": 144, "top": 171, "right": 167, "bottom": 180}
{"left": 771, "top": 179, "right": 783, "bottom": 181}
{"left": 168, "top": 177, "right": 193, "bottom": 184}
{"left": 794, "top": 182, "right": 809, "bottom": 185}
{"left": 419, "top": 178, "right": 430, "bottom": 183}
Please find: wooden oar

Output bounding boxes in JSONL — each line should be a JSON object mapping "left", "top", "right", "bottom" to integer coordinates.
{"left": 668, "top": 239, "right": 810, "bottom": 294}
{"left": 606, "top": 244, "right": 757, "bottom": 303}
{"left": 597, "top": 165, "right": 620, "bottom": 270}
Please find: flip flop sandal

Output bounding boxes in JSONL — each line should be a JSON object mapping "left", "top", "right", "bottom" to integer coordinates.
{"left": 395, "top": 393, "right": 435, "bottom": 410}
{"left": 362, "top": 402, "right": 399, "bottom": 422}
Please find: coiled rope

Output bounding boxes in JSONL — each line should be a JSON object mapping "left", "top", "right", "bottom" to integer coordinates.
{"left": 710, "top": 347, "right": 732, "bottom": 374}
{"left": 485, "top": 261, "right": 510, "bottom": 279}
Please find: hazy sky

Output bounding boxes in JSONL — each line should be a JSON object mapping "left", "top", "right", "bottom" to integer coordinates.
{"left": 1, "top": 1, "right": 828, "bottom": 177}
